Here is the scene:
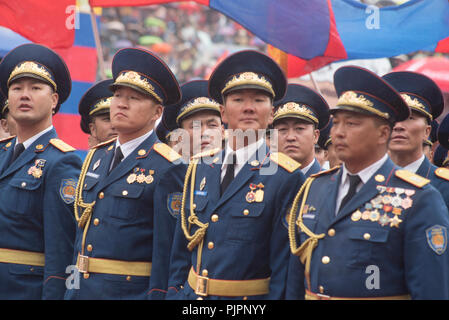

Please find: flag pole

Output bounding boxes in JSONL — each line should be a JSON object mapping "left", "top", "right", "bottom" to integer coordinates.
{"left": 89, "top": 5, "right": 107, "bottom": 80}
{"left": 309, "top": 72, "right": 322, "bottom": 95}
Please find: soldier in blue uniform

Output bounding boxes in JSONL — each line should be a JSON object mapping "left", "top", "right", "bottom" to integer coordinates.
{"left": 435, "top": 113, "right": 449, "bottom": 168}
{"left": 272, "top": 84, "right": 330, "bottom": 177}
{"left": 166, "top": 50, "right": 306, "bottom": 300}
{"left": 423, "top": 120, "right": 439, "bottom": 161}
{"left": 78, "top": 79, "right": 117, "bottom": 147}
{"left": 0, "top": 43, "right": 82, "bottom": 299}
{"left": 286, "top": 66, "right": 449, "bottom": 300}
{"left": 0, "top": 91, "right": 16, "bottom": 137}
{"left": 384, "top": 71, "right": 449, "bottom": 208}
{"left": 149, "top": 80, "right": 222, "bottom": 299}
{"left": 65, "top": 47, "right": 184, "bottom": 300}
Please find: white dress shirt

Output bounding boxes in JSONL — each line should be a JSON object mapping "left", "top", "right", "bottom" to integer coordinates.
{"left": 301, "top": 158, "right": 316, "bottom": 176}
{"left": 112, "top": 130, "right": 153, "bottom": 169}
{"left": 402, "top": 154, "right": 425, "bottom": 173}
{"left": 16, "top": 125, "right": 54, "bottom": 150}
{"left": 335, "top": 153, "right": 388, "bottom": 214}
{"left": 221, "top": 137, "right": 265, "bottom": 181}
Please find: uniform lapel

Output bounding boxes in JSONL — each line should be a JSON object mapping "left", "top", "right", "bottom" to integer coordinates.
{"left": 315, "top": 168, "right": 341, "bottom": 229}
{"left": 330, "top": 158, "right": 396, "bottom": 226}
{"left": 0, "top": 129, "right": 56, "bottom": 180}
{"left": 96, "top": 132, "right": 157, "bottom": 191}
{"left": 0, "top": 137, "right": 16, "bottom": 176}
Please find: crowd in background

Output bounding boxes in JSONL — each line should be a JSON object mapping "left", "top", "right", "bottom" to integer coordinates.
{"left": 99, "top": 3, "right": 266, "bottom": 83}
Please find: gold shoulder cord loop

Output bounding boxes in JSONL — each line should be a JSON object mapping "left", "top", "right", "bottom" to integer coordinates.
{"left": 74, "top": 148, "right": 97, "bottom": 228}
{"left": 288, "top": 176, "right": 325, "bottom": 291}
{"left": 180, "top": 158, "right": 209, "bottom": 252}
{"left": 73, "top": 148, "right": 99, "bottom": 257}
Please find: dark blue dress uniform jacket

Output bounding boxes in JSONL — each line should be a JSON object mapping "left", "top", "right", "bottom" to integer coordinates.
{"left": 65, "top": 132, "right": 184, "bottom": 300}
{"left": 0, "top": 129, "right": 81, "bottom": 299}
{"left": 286, "top": 157, "right": 449, "bottom": 299}
{"left": 416, "top": 156, "right": 449, "bottom": 209}
{"left": 149, "top": 161, "right": 187, "bottom": 299}
{"left": 166, "top": 143, "right": 306, "bottom": 300}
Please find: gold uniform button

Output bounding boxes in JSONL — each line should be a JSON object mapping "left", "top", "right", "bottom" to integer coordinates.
{"left": 208, "top": 242, "right": 214, "bottom": 250}
{"left": 21, "top": 182, "right": 27, "bottom": 188}
{"left": 126, "top": 276, "right": 132, "bottom": 281}
{"left": 328, "top": 229, "right": 336, "bottom": 237}
{"left": 93, "top": 218, "right": 100, "bottom": 226}
{"left": 363, "top": 233, "right": 371, "bottom": 240}
{"left": 192, "top": 203, "right": 197, "bottom": 209}
{"left": 87, "top": 244, "right": 93, "bottom": 252}
{"left": 98, "top": 192, "right": 104, "bottom": 199}
{"left": 83, "top": 273, "right": 90, "bottom": 279}
{"left": 197, "top": 297, "right": 204, "bottom": 300}
{"left": 243, "top": 209, "right": 249, "bottom": 216}
{"left": 211, "top": 214, "right": 219, "bottom": 222}
{"left": 202, "top": 269, "right": 208, "bottom": 277}
{"left": 122, "top": 190, "right": 128, "bottom": 196}
{"left": 321, "top": 256, "right": 330, "bottom": 264}
{"left": 319, "top": 286, "right": 325, "bottom": 294}
{"left": 243, "top": 296, "right": 248, "bottom": 300}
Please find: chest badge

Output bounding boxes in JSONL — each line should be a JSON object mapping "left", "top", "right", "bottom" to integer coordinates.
{"left": 28, "top": 159, "right": 46, "bottom": 179}
{"left": 145, "top": 170, "right": 154, "bottom": 184}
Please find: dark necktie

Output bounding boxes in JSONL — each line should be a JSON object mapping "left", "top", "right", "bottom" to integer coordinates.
{"left": 339, "top": 174, "right": 361, "bottom": 212}
{"left": 220, "top": 152, "right": 236, "bottom": 195}
{"left": 9, "top": 143, "right": 25, "bottom": 166}
{"left": 109, "top": 146, "right": 123, "bottom": 173}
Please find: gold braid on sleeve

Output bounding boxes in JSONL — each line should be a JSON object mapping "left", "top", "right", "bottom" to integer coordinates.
{"left": 288, "top": 176, "right": 325, "bottom": 291}
{"left": 180, "top": 158, "right": 209, "bottom": 251}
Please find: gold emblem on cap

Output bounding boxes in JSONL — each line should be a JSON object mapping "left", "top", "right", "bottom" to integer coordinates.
{"left": 273, "top": 102, "right": 318, "bottom": 124}
{"left": 89, "top": 97, "right": 112, "bottom": 116}
{"left": 337, "top": 91, "right": 390, "bottom": 120}
{"left": 375, "top": 174, "right": 385, "bottom": 182}
{"left": 401, "top": 93, "right": 432, "bottom": 120}
{"left": 8, "top": 61, "right": 57, "bottom": 91}
{"left": 176, "top": 97, "right": 221, "bottom": 124}
{"left": 222, "top": 72, "right": 274, "bottom": 97}
{"left": 115, "top": 71, "right": 162, "bottom": 103}
{"left": 138, "top": 149, "right": 146, "bottom": 156}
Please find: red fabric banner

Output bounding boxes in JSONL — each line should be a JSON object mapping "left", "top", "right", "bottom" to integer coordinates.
{"left": 0, "top": 0, "right": 76, "bottom": 49}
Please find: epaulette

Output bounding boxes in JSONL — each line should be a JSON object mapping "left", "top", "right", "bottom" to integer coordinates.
{"left": 310, "top": 165, "right": 341, "bottom": 178}
{"left": 154, "top": 142, "right": 181, "bottom": 163}
{"left": 191, "top": 147, "right": 221, "bottom": 160}
{"left": 270, "top": 152, "right": 301, "bottom": 173}
{"left": 435, "top": 167, "right": 449, "bottom": 182}
{"left": 49, "top": 138, "right": 76, "bottom": 153}
{"left": 395, "top": 169, "right": 430, "bottom": 188}
{"left": 92, "top": 137, "right": 117, "bottom": 150}
{"left": 0, "top": 135, "right": 15, "bottom": 144}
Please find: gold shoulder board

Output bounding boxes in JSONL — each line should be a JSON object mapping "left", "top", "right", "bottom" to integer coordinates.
{"left": 435, "top": 167, "right": 449, "bottom": 182}
{"left": 270, "top": 152, "right": 301, "bottom": 173}
{"left": 92, "top": 137, "right": 117, "bottom": 149}
{"left": 49, "top": 138, "right": 76, "bottom": 152}
{"left": 310, "top": 165, "right": 341, "bottom": 178}
{"left": 191, "top": 147, "right": 221, "bottom": 160}
{"left": 395, "top": 169, "right": 430, "bottom": 188}
{"left": 0, "top": 135, "right": 16, "bottom": 144}
{"left": 154, "top": 143, "right": 181, "bottom": 163}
